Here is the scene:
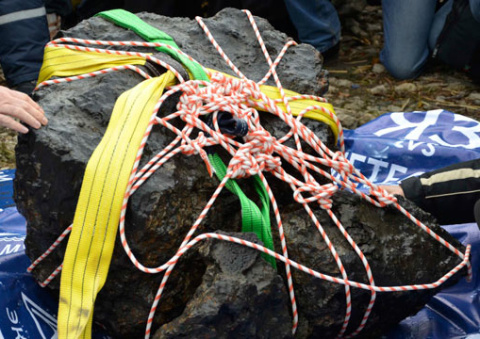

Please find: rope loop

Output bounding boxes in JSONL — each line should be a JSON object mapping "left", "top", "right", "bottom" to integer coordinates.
{"left": 180, "top": 131, "right": 207, "bottom": 156}
{"left": 293, "top": 182, "right": 337, "bottom": 209}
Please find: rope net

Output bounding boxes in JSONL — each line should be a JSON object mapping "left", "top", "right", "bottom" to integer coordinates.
{"left": 29, "top": 9, "right": 471, "bottom": 339}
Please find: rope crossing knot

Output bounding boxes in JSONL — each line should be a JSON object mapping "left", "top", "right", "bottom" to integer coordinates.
{"left": 229, "top": 128, "right": 281, "bottom": 178}
{"left": 330, "top": 151, "right": 355, "bottom": 177}
{"left": 293, "top": 182, "right": 338, "bottom": 209}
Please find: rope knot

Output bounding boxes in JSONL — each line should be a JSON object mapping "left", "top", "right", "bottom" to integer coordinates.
{"left": 180, "top": 132, "right": 214, "bottom": 176}
{"left": 330, "top": 151, "right": 355, "bottom": 177}
{"left": 246, "top": 128, "right": 276, "bottom": 155}
{"left": 293, "top": 182, "right": 338, "bottom": 209}
{"left": 180, "top": 132, "right": 207, "bottom": 156}
{"left": 228, "top": 130, "right": 281, "bottom": 178}
{"left": 370, "top": 185, "right": 398, "bottom": 207}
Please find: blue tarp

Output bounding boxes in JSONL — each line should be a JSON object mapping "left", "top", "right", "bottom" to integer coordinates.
{"left": 0, "top": 109, "right": 479, "bottom": 338}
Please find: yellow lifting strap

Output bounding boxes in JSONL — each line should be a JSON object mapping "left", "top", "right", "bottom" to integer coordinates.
{"left": 38, "top": 45, "right": 338, "bottom": 140}
{"left": 38, "top": 45, "right": 147, "bottom": 84}
{"left": 58, "top": 71, "right": 177, "bottom": 339}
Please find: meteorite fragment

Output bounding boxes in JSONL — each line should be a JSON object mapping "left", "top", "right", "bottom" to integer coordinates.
{"left": 15, "top": 8, "right": 468, "bottom": 339}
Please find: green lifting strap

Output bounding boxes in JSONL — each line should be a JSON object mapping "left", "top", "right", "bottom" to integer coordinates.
{"left": 96, "top": 9, "right": 209, "bottom": 81}
{"left": 97, "top": 9, "right": 277, "bottom": 267}
{"left": 209, "top": 153, "right": 276, "bottom": 268}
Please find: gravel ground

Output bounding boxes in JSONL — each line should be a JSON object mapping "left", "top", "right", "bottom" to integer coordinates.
{"left": 1, "top": 5, "right": 478, "bottom": 169}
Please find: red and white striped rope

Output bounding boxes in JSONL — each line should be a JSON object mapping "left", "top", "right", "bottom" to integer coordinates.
{"left": 29, "top": 10, "right": 472, "bottom": 339}
{"left": 166, "top": 233, "right": 472, "bottom": 293}
{"left": 27, "top": 224, "right": 72, "bottom": 273}
{"left": 35, "top": 65, "right": 152, "bottom": 90}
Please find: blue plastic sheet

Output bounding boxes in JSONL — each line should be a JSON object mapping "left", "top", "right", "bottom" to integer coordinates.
{"left": 0, "top": 170, "right": 110, "bottom": 339}
{"left": 341, "top": 109, "right": 480, "bottom": 189}
{"left": 342, "top": 110, "right": 480, "bottom": 337}
{"left": 385, "top": 222, "right": 480, "bottom": 338}
{"left": 0, "top": 109, "right": 479, "bottom": 338}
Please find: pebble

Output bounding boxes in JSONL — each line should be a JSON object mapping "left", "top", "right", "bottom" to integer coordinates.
{"left": 334, "top": 107, "right": 359, "bottom": 129}
{"left": 333, "top": 79, "right": 353, "bottom": 88}
{"left": 369, "top": 84, "right": 388, "bottom": 95}
{"left": 327, "top": 85, "right": 338, "bottom": 93}
{"left": 372, "top": 63, "right": 385, "bottom": 74}
{"left": 420, "top": 82, "right": 444, "bottom": 91}
{"left": 387, "top": 105, "right": 403, "bottom": 112}
{"left": 467, "top": 92, "right": 480, "bottom": 102}
{"left": 366, "top": 23, "right": 382, "bottom": 32}
{"left": 395, "top": 83, "right": 417, "bottom": 94}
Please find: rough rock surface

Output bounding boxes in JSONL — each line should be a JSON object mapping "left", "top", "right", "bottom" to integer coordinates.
{"left": 280, "top": 191, "right": 464, "bottom": 338}
{"left": 14, "top": 8, "right": 467, "bottom": 339}
{"left": 153, "top": 232, "right": 293, "bottom": 339}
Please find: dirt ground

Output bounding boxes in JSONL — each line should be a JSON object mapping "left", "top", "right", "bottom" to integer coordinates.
{"left": 1, "top": 5, "right": 479, "bottom": 169}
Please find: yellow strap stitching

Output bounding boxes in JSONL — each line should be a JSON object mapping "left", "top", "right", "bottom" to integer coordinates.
{"left": 58, "top": 72, "right": 176, "bottom": 339}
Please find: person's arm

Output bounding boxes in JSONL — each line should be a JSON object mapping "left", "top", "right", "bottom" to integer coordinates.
{"left": 0, "top": 86, "right": 47, "bottom": 133}
{"left": 383, "top": 158, "right": 480, "bottom": 225}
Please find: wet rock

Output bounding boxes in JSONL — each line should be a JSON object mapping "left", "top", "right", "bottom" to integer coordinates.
{"left": 14, "top": 7, "right": 467, "bottom": 339}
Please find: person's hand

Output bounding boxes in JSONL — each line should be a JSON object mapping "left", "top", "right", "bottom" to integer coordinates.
{"left": 378, "top": 185, "right": 405, "bottom": 197}
{"left": 0, "top": 86, "right": 47, "bottom": 134}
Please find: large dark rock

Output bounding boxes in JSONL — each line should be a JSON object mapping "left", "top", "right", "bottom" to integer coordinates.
{"left": 14, "top": 8, "right": 467, "bottom": 339}
{"left": 280, "top": 191, "right": 464, "bottom": 338}
{"left": 153, "top": 232, "right": 293, "bottom": 339}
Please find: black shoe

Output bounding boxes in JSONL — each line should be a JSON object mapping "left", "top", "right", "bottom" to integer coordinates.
{"left": 13, "top": 80, "right": 36, "bottom": 96}
{"left": 322, "top": 42, "right": 340, "bottom": 64}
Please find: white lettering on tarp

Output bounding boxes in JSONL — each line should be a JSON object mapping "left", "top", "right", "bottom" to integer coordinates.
{"left": 348, "top": 152, "right": 366, "bottom": 167}
{"left": 374, "top": 110, "right": 442, "bottom": 140}
{"left": 366, "top": 157, "right": 388, "bottom": 182}
{"left": 430, "top": 114, "right": 480, "bottom": 149}
{"left": 22, "top": 292, "right": 57, "bottom": 339}
{"left": 344, "top": 151, "right": 409, "bottom": 185}
{"left": 0, "top": 244, "right": 24, "bottom": 256}
{"left": 11, "top": 327, "right": 26, "bottom": 339}
{"left": 383, "top": 164, "right": 408, "bottom": 183}
{"left": 7, "top": 308, "right": 18, "bottom": 324}
{"left": 375, "top": 110, "right": 480, "bottom": 151}
{"left": 5, "top": 309, "right": 26, "bottom": 339}
{"left": 0, "top": 174, "right": 12, "bottom": 183}
{"left": 393, "top": 140, "right": 436, "bottom": 157}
